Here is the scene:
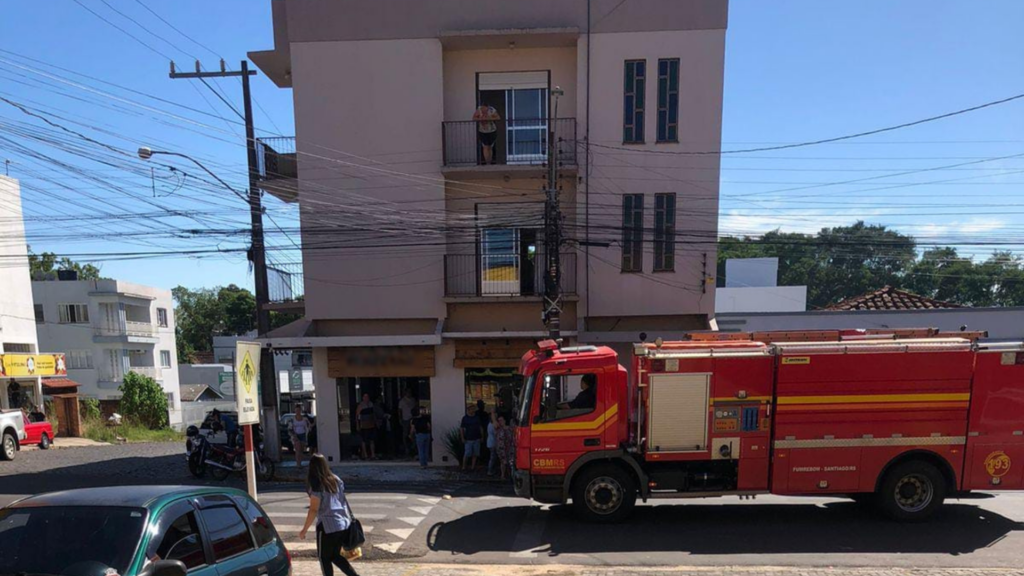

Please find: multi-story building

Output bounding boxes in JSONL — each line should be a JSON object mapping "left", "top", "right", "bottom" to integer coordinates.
{"left": 0, "top": 176, "right": 45, "bottom": 411}
{"left": 33, "top": 278, "right": 183, "bottom": 428}
{"left": 251, "top": 0, "right": 727, "bottom": 463}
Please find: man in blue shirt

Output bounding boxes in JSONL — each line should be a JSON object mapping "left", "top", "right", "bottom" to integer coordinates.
{"left": 460, "top": 404, "right": 483, "bottom": 471}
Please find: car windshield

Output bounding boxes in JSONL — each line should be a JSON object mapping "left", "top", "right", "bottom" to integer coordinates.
{"left": 0, "top": 505, "right": 146, "bottom": 576}
{"left": 515, "top": 373, "right": 536, "bottom": 425}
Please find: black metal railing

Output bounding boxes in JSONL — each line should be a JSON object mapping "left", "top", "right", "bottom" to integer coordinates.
{"left": 444, "top": 253, "right": 576, "bottom": 297}
{"left": 256, "top": 136, "right": 297, "bottom": 180}
{"left": 442, "top": 118, "right": 577, "bottom": 168}
{"left": 268, "top": 262, "right": 304, "bottom": 303}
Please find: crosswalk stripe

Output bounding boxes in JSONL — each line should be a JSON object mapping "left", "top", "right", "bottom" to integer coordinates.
{"left": 285, "top": 542, "right": 317, "bottom": 552}
{"left": 398, "top": 517, "right": 424, "bottom": 527}
{"left": 266, "top": 501, "right": 397, "bottom": 510}
{"left": 375, "top": 542, "right": 403, "bottom": 554}
{"left": 386, "top": 528, "right": 414, "bottom": 540}
{"left": 408, "top": 506, "right": 433, "bottom": 515}
{"left": 417, "top": 497, "right": 440, "bottom": 505}
{"left": 277, "top": 525, "right": 374, "bottom": 535}
{"left": 270, "top": 512, "right": 387, "bottom": 521}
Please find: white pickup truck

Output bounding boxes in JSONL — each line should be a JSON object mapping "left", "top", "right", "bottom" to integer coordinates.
{"left": 0, "top": 409, "right": 27, "bottom": 461}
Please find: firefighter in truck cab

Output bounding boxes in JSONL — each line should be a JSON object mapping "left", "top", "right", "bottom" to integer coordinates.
{"left": 512, "top": 330, "right": 1024, "bottom": 523}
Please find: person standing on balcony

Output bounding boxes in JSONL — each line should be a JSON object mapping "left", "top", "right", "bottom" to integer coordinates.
{"left": 473, "top": 104, "right": 500, "bottom": 165}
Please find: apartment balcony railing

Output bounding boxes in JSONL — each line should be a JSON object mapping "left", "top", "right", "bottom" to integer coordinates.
{"left": 256, "top": 136, "right": 298, "bottom": 203}
{"left": 127, "top": 366, "right": 159, "bottom": 379}
{"left": 268, "top": 262, "right": 305, "bottom": 304}
{"left": 94, "top": 321, "right": 156, "bottom": 337}
{"left": 444, "top": 253, "right": 576, "bottom": 298}
{"left": 442, "top": 118, "right": 577, "bottom": 168}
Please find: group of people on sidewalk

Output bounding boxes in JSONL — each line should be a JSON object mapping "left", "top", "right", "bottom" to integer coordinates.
{"left": 460, "top": 399, "right": 514, "bottom": 479}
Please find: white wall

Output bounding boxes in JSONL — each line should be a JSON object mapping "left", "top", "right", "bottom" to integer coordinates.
{"left": 725, "top": 258, "right": 779, "bottom": 288}
{"left": 715, "top": 286, "right": 807, "bottom": 313}
{"left": 0, "top": 177, "right": 42, "bottom": 410}
{"left": 431, "top": 343, "right": 465, "bottom": 466}
{"left": 311, "top": 347, "right": 339, "bottom": 461}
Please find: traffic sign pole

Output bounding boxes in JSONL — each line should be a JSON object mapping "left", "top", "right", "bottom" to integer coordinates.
{"left": 243, "top": 424, "right": 257, "bottom": 500}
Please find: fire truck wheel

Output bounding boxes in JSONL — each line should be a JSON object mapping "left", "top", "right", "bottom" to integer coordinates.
{"left": 878, "top": 460, "right": 946, "bottom": 522}
{"left": 571, "top": 463, "right": 637, "bottom": 523}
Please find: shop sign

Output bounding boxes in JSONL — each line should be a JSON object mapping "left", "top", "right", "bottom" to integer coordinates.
{"left": 218, "top": 371, "right": 235, "bottom": 397}
{"left": 328, "top": 346, "right": 435, "bottom": 378}
{"left": 289, "top": 369, "right": 304, "bottom": 393}
{"left": 0, "top": 353, "right": 67, "bottom": 377}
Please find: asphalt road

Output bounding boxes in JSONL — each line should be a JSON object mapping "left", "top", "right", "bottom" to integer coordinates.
{"left": 2, "top": 443, "right": 1023, "bottom": 569}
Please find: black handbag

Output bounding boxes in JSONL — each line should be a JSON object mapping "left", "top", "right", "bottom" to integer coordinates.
{"left": 345, "top": 518, "right": 366, "bottom": 549}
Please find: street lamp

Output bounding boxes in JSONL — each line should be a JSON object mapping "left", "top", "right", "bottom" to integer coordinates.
{"left": 137, "top": 147, "right": 247, "bottom": 202}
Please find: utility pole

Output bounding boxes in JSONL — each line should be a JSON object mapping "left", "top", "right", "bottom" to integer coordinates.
{"left": 543, "top": 87, "right": 565, "bottom": 339}
{"left": 169, "top": 60, "right": 280, "bottom": 461}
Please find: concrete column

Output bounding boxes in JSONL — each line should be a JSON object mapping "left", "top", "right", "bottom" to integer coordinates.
{"left": 431, "top": 342, "right": 464, "bottom": 466}
{"left": 312, "top": 347, "right": 340, "bottom": 462}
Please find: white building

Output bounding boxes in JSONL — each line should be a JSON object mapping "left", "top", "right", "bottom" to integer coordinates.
{"left": 715, "top": 258, "right": 807, "bottom": 314}
{"left": 0, "top": 176, "right": 43, "bottom": 410}
{"left": 33, "top": 278, "right": 183, "bottom": 428}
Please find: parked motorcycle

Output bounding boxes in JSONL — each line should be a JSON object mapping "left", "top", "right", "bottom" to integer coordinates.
{"left": 186, "top": 424, "right": 274, "bottom": 481}
{"left": 185, "top": 425, "right": 209, "bottom": 478}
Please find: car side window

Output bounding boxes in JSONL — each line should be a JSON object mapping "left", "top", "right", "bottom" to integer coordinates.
{"left": 539, "top": 373, "right": 598, "bottom": 422}
{"left": 148, "top": 502, "right": 207, "bottom": 571}
{"left": 200, "top": 505, "right": 255, "bottom": 561}
{"left": 232, "top": 496, "right": 276, "bottom": 547}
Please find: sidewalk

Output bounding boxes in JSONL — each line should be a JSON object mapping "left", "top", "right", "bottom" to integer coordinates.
{"left": 274, "top": 459, "right": 506, "bottom": 485}
{"left": 20, "top": 437, "right": 107, "bottom": 451}
{"left": 289, "top": 562, "right": 1024, "bottom": 576}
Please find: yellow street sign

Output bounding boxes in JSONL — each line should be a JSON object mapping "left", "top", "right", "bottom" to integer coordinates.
{"left": 235, "top": 342, "right": 262, "bottom": 425}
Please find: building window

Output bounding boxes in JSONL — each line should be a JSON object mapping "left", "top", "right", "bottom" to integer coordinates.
{"left": 465, "top": 368, "right": 522, "bottom": 416}
{"left": 293, "top": 350, "right": 313, "bottom": 367}
{"left": 623, "top": 60, "right": 646, "bottom": 143}
{"left": 166, "top": 392, "right": 175, "bottom": 408}
{"left": 160, "top": 350, "right": 172, "bottom": 368}
{"left": 67, "top": 350, "right": 93, "bottom": 370}
{"left": 657, "top": 59, "right": 680, "bottom": 143}
{"left": 4, "top": 343, "right": 32, "bottom": 353}
{"left": 157, "top": 308, "right": 168, "bottom": 327}
{"left": 621, "top": 194, "right": 644, "bottom": 272}
{"left": 58, "top": 303, "right": 89, "bottom": 324}
{"left": 654, "top": 193, "right": 677, "bottom": 271}
{"left": 34, "top": 304, "right": 44, "bottom": 323}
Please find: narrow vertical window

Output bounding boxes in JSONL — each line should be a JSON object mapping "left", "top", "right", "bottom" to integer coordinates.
{"left": 623, "top": 60, "right": 646, "bottom": 143}
{"left": 657, "top": 59, "right": 679, "bottom": 142}
{"left": 654, "top": 193, "right": 676, "bottom": 271}
{"left": 622, "top": 194, "right": 644, "bottom": 272}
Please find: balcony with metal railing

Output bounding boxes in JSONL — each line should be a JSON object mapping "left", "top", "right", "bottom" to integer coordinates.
{"left": 256, "top": 136, "right": 298, "bottom": 203}
{"left": 267, "top": 261, "right": 305, "bottom": 311}
{"left": 444, "top": 252, "right": 576, "bottom": 298}
{"left": 441, "top": 118, "right": 576, "bottom": 173}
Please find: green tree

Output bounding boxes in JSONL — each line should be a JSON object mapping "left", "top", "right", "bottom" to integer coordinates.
{"left": 119, "top": 371, "right": 168, "bottom": 429}
{"left": 172, "top": 284, "right": 258, "bottom": 363}
{"left": 27, "top": 246, "right": 101, "bottom": 281}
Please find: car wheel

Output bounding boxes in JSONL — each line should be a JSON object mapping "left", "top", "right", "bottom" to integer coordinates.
{"left": 1, "top": 432, "right": 16, "bottom": 461}
{"left": 39, "top": 433, "right": 51, "bottom": 450}
{"left": 571, "top": 463, "right": 637, "bottom": 523}
{"left": 878, "top": 460, "right": 946, "bottom": 522}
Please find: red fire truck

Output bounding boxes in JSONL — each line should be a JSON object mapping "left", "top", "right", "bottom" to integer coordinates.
{"left": 512, "top": 329, "right": 1024, "bottom": 522}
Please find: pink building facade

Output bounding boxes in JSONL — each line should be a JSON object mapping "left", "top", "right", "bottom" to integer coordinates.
{"left": 252, "top": 0, "right": 728, "bottom": 464}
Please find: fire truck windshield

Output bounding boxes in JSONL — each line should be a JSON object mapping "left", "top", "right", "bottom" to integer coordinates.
{"left": 515, "top": 374, "right": 536, "bottom": 425}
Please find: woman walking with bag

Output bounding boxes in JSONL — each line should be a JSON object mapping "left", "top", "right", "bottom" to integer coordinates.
{"left": 298, "top": 454, "right": 363, "bottom": 576}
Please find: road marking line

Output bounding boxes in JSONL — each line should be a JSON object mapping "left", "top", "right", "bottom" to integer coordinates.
{"left": 277, "top": 525, "right": 374, "bottom": 536}
{"left": 398, "top": 516, "right": 424, "bottom": 527}
{"left": 417, "top": 497, "right": 440, "bottom": 505}
{"left": 271, "top": 512, "right": 387, "bottom": 521}
{"left": 386, "top": 528, "right": 414, "bottom": 540}
{"left": 375, "top": 541, "right": 404, "bottom": 554}
{"left": 348, "top": 494, "right": 408, "bottom": 501}
{"left": 285, "top": 541, "right": 317, "bottom": 552}
{"left": 408, "top": 506, "right": 433, "bottom": 515}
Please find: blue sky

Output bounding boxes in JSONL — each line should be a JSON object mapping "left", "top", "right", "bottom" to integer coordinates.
{"left": 1, "top": 0, "right": 1023, "bottom": 292}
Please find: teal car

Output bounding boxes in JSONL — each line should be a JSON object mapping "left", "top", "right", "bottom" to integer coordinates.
{"left": 0, "top": 486, "right": 291, "bottom": 576}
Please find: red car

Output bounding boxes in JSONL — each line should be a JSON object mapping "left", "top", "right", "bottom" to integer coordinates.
{"left": 22, "top": 414, "right": 54, "bottom": 450}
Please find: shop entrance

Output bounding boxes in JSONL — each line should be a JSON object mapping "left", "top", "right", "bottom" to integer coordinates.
{"left": 337, "top": 376, "right": 430, "bottom": 460}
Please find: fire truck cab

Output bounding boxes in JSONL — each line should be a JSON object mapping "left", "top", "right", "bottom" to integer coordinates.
{"left": 512, "top": 331, "right": 1024, "bottom": 523}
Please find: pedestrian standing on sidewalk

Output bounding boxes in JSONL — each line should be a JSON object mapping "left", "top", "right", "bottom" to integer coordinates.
{"left": 289, "top": 404, "right": 310, "bottom": 467}
{"left": 356, "top": 394, "right": 377, "bottom": 461}
{"left": 460, "top": 404, "right": 482, "bottom": 471}
{"left": 410, "top": 406, "right": 432, "bottom": 468}
{"left": 486, "top": 412, "right": 499, "bottom": 477}
{"left": 398, "top": 389, "right": 417, "bottom": 458}
{"left": 495, "top": 415, "right": 514, "bottom": 480}
{"left": 299, "top": 454, "right": 361, "bottom": 576}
